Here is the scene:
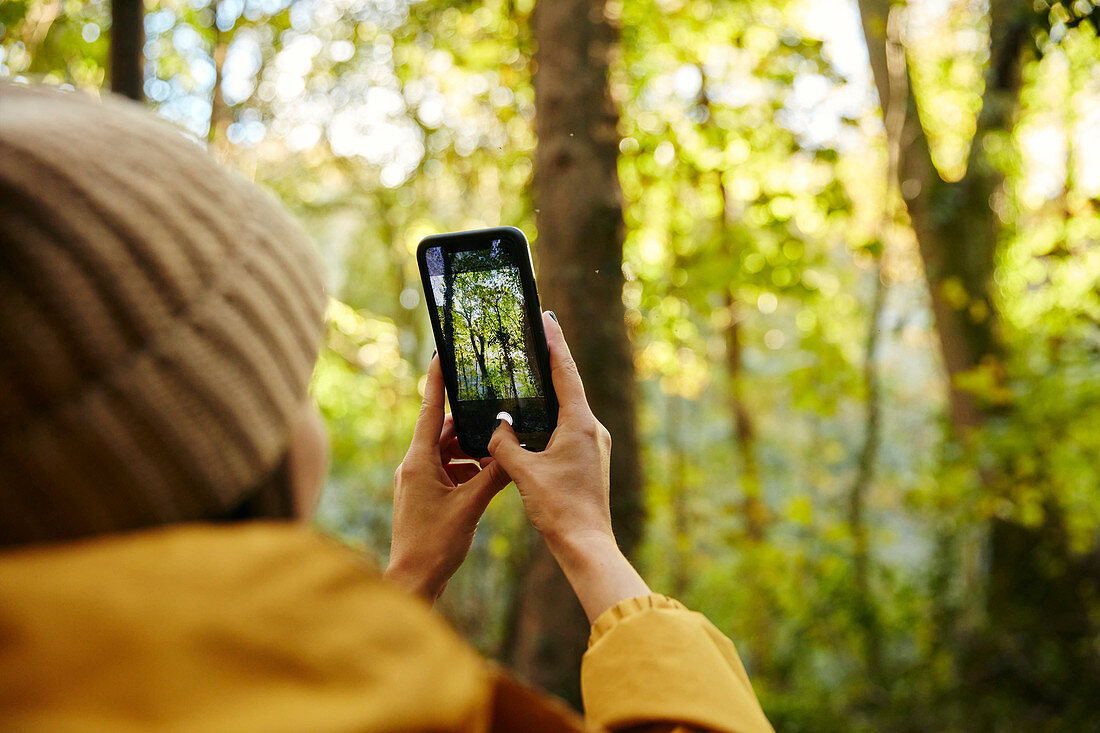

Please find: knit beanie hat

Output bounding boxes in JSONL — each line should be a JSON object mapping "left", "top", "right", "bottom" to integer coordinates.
{"left": 0, "top": 84, "right": 328, "bottom": 547}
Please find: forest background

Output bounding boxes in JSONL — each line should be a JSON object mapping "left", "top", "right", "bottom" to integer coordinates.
{"left": 3, "top": 0, "right": 1099, "bottom": 729}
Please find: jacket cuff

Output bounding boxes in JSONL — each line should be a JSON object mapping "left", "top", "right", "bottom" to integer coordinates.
{"left": 589, "top": 593, "right": 687, "bottom": 646}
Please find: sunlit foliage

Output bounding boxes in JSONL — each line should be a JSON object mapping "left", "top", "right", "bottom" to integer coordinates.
{"left": 3, "top": 0, "right": 1098, "bottom": 727}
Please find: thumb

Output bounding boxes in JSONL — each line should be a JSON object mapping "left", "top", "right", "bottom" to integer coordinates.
{"left": 487, "top": 419, "right": 530, "bottom": 479}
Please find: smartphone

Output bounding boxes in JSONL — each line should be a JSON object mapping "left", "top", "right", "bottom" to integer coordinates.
{"left": 417, "top": 227, "right": 558, "bottom": 459}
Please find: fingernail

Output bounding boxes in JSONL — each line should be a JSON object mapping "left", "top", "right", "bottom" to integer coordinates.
{"left": 495, "top": 411, "right": 513, "bottom": 426}
{"left": 547, "top": 311, "right": 557, "bottom": 322}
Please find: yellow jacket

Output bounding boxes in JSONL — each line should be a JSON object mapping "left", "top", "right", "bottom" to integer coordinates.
{"left": 0, "top": 523, "right": 773, "bottom": 732}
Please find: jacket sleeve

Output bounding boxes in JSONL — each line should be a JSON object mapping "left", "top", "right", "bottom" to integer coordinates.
{"left": 580, "top": 594, "right": 774, "bottom": 733}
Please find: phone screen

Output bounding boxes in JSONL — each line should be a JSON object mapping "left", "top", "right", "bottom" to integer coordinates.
{"left": 421, "top": 232, "right": 556, "bottom": 456}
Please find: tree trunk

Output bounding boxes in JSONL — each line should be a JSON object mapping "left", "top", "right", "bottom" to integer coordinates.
{"left": 697, "top": 73, "right": 766, "bottom": 541}
{"left": 443, "top": 250, "right": 455, "bottom": 359}
{"left": 469, "top": 330, "right": 492, "bottom": 396}
{"left": 207, "top": 1, "right": 230, "bottom": 149}
{"left": 693, "top": 66, "right": 773, "bottom": 673}
{"left": 110, "top": 0, "right": 144, "bottom": 102}
{"left": 505, "top": 0, "right": 642, "bottom": 707}
{"left": 668, "top": 392, "right": 689, "bottom": 598}
{"left": 723, "top": 279, "right": 765, "bottom": 539}
{"left": 857, "top": 0, "right": 1100, "bottom": 714}
{"left": 857, "top": 0, "right": 1022, "bottom": 430}
{"left": 847, "top": 5, "right": 908, "bottom": 689}
{"left": 491, "top": 302, "right": 521, "bottom": 400}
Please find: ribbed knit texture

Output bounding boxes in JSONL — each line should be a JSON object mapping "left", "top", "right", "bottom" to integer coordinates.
{"left": 0, "top": 84, "right": 327, "bottom": 546}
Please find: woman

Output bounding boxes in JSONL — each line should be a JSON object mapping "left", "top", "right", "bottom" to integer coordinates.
{"left": 0, "top": 83, "right": 772, "bottom": 732}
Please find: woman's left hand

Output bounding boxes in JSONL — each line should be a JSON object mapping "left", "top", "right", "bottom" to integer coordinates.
{"left": 384, "top": 355, "right": 511, "bottom": 602}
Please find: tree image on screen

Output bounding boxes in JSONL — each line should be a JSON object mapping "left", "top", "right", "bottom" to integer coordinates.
{"left": 432, "top": 252, "right": 543, "bottom": 403}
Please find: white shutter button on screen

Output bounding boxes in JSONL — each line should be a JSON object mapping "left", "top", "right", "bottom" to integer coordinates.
{"left": 496, "top": 411, "right": 523, "bottom": 445}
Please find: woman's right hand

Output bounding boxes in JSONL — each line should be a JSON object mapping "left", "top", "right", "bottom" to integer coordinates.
{"left": 488, "top": 312, "right": 649, "bottom": 622}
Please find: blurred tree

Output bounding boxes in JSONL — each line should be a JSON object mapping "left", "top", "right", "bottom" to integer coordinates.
{"left": 109, "top": 0, "right": 142, "bottom": 100}
{"left": 503, "top": 0, "right": 643, "bottom": 707}
{"left": 859, "top": 0, "right": 1100, "bottom": 720}
{"left": 845, "top": 6, "right": 907, "bottom": 690}
{"left": 205, "top": 0, "right": 228, "bottom": 145}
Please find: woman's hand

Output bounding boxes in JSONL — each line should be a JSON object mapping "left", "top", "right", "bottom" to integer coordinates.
{"left": 488, "top": 312, "right": 650, "bottom": 622}
{"left": 488, "top": 312, "right": 614, "bottom": 546}
{"left": 385, "top": 355, "right": 511, "bottom": 602}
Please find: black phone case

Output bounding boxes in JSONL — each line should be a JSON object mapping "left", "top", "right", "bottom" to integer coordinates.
{"left": 416, "top": 227, "right": 559, "bottom": 459}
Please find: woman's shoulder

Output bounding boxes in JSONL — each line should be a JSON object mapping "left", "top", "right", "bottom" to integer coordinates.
{"left": 0, "top": 522, "right": 507, "bottom": 731}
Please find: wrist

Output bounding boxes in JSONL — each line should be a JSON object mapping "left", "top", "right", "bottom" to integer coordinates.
{"left": 543, "top": 529, "right": 651, "bottom": 623}
{"left": 543, "top": 528, "right": 620, "bottom": 575}
{"left": 383, "top": 554, "right": 445, "bottom": 602}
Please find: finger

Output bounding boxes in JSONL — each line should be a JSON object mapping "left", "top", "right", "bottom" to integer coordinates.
{"left": 448, "top": 439, "right": 476, "bottom": 463}
{"left": 487, "top": 419, "right": 531, "bottom": 480}
{"left": 543, "top": 311, "right": 590, "bottom": 417}
{"left": 438, "top": 414, "right": 457, "bottom": 452}
{"left": 445, "top": 462, "right": 481, "bottom": 485}
{"left": 461, "top": 458, "right": 512, "bottom": 512}
{"left": 437, "top": 416, "right": 460, "bottom": 464}
{"left": 410, "top": 355, "right": 446, "bottom": 456}
{"left": 437, "top": 415, "right": 479, "bottom": 466}
{"left": 444, "top": 440, "right": 477, "bottom": 465}
{"left": 440, "top": 437, "right": 461, "bottom": 466}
